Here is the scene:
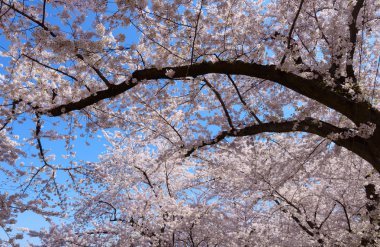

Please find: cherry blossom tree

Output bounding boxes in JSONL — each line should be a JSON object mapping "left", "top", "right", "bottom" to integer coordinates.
{"left": 0, "top": 0, "right": 379, "bottom": 246}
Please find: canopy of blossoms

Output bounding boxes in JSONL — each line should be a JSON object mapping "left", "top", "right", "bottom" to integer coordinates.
{"left": 0, "top": 0, "right": 379, "bottom": 246}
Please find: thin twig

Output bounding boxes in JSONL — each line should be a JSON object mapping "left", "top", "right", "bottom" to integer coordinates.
{"left": 281, "top": 0, "right": 305, "bottom": 65}
{"left": 227, "top": 74, "right": 262, "bottom": 124}
{"left": 371, "top": 56, "right": 380, "bottom": 103}
{"left": 190, "top": 0, "right": 203, "bottom": 65}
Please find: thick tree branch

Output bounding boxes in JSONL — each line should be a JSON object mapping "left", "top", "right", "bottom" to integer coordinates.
{"left": 185, "top": 118, "right": 340, "bottom": 158}
{"left": 43, "top": 62, "right": 380, "bottom": 171}
{"left": 346, "top": 0, "right": 365, "bottom": 81}
{"left": 5, "top": 4, "right": 374, "bottom": 125}
{"left": 45, "top": 60, "right": 379, "bottom": 126}
{"left": 184, "top": 117, "right": 379, "bottom": 172}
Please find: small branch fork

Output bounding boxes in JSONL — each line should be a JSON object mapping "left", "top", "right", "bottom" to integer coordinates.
{"left": 227, "top": 74, "right": 262, "bottom": 124}
{"left": 22, "top": 114, "right": 83, "bottom": 194}
{"left": 21, "top": 114, "right": 50, "bottom": 194}
{"left": 0, "top": 100, "right": 20, "bottom": 131}
{"left": 273, "top": 188, "right": 337, "bottom": 244}
{"left": 203, "top": 77, "right": 234, "bottom": 130}
{"left": 334, "top": 199, "right": 352, "bottom": 233}
{"left": 95, "top": 165, "right": 174, "bottom": 239}
{"left": 76, "top": 200, "right": 157, "bottom": 239}
{"left": 274, "top": 199, "right": 336, "bottom": 246}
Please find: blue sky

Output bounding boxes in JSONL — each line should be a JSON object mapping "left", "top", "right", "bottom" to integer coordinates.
{"left": 0, "top": 115, "right": 108, "bottom": 244}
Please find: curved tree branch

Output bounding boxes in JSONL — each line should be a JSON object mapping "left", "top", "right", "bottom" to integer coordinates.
{"left": 45, "top": 60, "right": 379, "bottom": 126}
{"left": 184, "top": 117, "right": 379, "bottom": 172}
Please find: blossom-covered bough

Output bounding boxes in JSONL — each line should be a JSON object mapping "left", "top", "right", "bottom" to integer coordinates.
{"left": 0, "top": 0, "right": 379, "bottom": 246}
